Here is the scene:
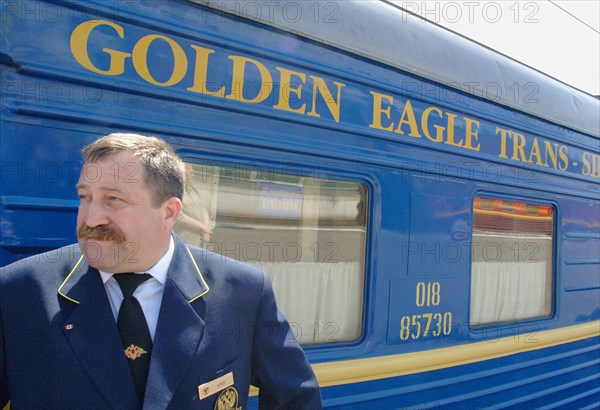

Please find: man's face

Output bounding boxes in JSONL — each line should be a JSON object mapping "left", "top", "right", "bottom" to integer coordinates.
{"left": 76, "top": 151, "right": 179, "bottom": 273}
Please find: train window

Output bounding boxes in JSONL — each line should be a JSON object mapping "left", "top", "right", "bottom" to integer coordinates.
{"left": 174, "top": 162, "right": 367, "bottom": 344}
{"left": 470, "top": 197, "right": 554, "bottom": 325}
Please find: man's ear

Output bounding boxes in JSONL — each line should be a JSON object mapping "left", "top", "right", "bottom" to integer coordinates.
{"left": 163, "top": 197, "right": 183, "bottom": 230}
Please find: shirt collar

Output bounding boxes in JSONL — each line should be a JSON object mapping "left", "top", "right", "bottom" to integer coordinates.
{"left": 99, "top": 235, "right": 174, "bottom": 285}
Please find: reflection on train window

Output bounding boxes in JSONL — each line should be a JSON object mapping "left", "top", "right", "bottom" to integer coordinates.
{"left": 470, "top": 197, "right": 554, "bottom": 325}
{"left": 174, "top": 162, "right": 367, "bottom": 344}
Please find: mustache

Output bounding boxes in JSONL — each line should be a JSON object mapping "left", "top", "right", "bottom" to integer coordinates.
{"left": 77, "top": 225, "right": 126, "bottom": 243}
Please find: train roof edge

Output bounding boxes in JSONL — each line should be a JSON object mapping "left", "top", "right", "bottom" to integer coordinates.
{"left": 192, "top": 0, "right": 600, "bottom": 138}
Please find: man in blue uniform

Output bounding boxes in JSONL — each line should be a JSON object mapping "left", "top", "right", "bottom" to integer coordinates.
{"left": 0, "top": 133, "right": 322, "bottom": 409}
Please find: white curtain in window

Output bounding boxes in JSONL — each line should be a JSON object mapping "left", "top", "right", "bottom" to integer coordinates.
{"left": 470, "top": 261, "right": 550, "bottom": 324}
{"left": 249, "top": 261, "right": 363, "bottom": 344}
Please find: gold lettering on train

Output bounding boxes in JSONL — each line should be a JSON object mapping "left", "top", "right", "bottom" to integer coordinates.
{"left": 582, "top": 152, "right": 600, "bottom": 178}
{"left": 273, "top": 67, "right": 307, "bottom": 115}
{"left": 70, "top": 20, "right": 131, "bottom": 75}
{"left": 187, "top": 45, "right": 225, "bottom": 97}
{"left": 308, "top": 76, "right": 344, "bottom": 122}
{"left": 69, "top": 20, "right": 596, "bottom": 180}
{"left": 69, "top": 19, "right": 345, "bottom": 122}
{"left": 132, "top": 34, "right": 187, "bottom": 86}
{"left": 226, "top": 56, "right": 273, "bottom": 103}
{"left": 496, "top": 127, "right": 569, "bottom": 170}
{"left": 369, "top": 92, "right": 481, "bottom": 152}
{"left": 400, "top": 281, "right": 453, "bottom": 341}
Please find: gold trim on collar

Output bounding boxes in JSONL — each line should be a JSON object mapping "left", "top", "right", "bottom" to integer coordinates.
{"left": 186, "top": 246, "right": 210, "bottom": 303}
{"left": 57, "top": 255, "right": 85, "bottom": 304}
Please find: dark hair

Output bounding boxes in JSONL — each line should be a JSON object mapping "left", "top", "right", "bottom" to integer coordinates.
{"left": 83, "top": 133, "right": 184, "bottom": 207}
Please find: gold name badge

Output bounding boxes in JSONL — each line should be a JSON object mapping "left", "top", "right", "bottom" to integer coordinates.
{"left": 198, "top": 372, "right": 235, "bottom": 400}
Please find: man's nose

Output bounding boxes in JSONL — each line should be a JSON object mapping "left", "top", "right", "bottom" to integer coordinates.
{"left": 82, "top": 199, "right": 110, "bottom": 227}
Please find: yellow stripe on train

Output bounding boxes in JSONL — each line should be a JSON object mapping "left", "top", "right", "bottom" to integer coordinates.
{"left": 250, "top": 321, "right": 600, "bottom": 396}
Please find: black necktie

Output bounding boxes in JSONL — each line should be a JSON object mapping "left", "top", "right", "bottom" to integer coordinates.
{"left": 114, "top": 273, "right": 153, "bottom": 404}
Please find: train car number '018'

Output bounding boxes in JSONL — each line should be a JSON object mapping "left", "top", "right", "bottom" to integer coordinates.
{"left": 399, "top": 281, "right": 453, "bottom": 341}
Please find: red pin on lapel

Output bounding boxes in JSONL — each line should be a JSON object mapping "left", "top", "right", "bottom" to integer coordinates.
{"left": 64, "top": 324, "right": 75, "bottom": 330}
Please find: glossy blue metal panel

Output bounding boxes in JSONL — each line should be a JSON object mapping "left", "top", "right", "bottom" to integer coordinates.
{"left": 316, "top": 337, "right": 600, "bottom": 409}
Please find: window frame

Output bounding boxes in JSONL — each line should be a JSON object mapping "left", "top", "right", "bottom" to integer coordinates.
{"left": 175, "top": 155, "right": 373, "bottom": 346}
{"left": 469, "top": 193, "right": 557, "bottom": 329}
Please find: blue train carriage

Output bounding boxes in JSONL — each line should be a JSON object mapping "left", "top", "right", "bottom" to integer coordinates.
{"left": 1, "top": 0, "right": 599, "bottom": 408}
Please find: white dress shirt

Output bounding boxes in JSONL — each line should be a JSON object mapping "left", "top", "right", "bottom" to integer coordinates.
{"left": 99, "top": 236, "right": 175, "bottom": 341}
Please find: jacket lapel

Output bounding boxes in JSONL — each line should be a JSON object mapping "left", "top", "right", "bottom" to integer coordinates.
{"left": 58, "top": 255, "right": 140, "bottom": 409}
{"left": 144, "top": 237, "right": 209, "bottom": 407}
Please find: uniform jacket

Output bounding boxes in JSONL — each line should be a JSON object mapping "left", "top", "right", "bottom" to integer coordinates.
{"left": 0, "top": 236, "right": 322, "bottom": 409}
